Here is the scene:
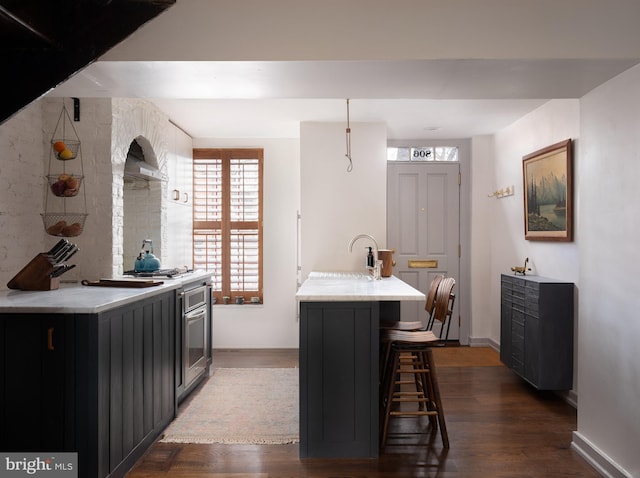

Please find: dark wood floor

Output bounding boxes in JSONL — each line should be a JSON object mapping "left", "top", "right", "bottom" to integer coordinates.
{"left": 127, "top": 348, "right": 600, "bottom": 477}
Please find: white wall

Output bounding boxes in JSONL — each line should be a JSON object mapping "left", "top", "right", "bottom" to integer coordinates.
{"left": 0, "top": 97, "right": 112, "bottom": 287}
{"left": 572, "top": 64, "right": 640, "bottom": 478}
{"left": 491, "top": 99, "right": 581, "bottom": 287}
{"left": 192, "top": 137, "right": 300, "bottom": 349}
{"left": 471, "top": 101, "right": 581, "bottom": 347}
{"left": 299, "top": 122, "right": 387, "bottom": 277}
{"left": 476, "top": 99, "right": 581, "bottom": 385}
{"left": 469, "top": 135, "right": 495, "bottom": 341}
{"left": 0, "top": 102, "right": 46, "bottom": 286}
{"left": 42, "top": 98, "right": 115, "bottom": 282}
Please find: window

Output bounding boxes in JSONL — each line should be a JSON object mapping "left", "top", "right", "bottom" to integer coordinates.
{"left": 192, "top": 148, "right": 263, "bottom": 303}
{"left": 387, "top": 146, "right": 459, "bottom": 162}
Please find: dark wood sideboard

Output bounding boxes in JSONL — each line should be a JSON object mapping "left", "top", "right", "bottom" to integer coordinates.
{"left": 500, "top": 274, "right": 574, "bottom": 390}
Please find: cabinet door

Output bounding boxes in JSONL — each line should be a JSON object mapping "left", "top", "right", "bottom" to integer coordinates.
{"left": 499, "top": 279, "right": 512, "bottom": 366}
{"left": 167, "top": 123, "right": 193, "bottom": 207}
{"left": 99, "top": 291, "right": 175, "bottom": 477}
{"left": 510, "top": 309, "right": 526, "bottom": 375}
{"left": 165, "top": 123, "right": 193, "bottom": 269}
{"left": 523, "top": 313, "right": 540, "bottom": 385}
{"left": 0, "top": 314, "right": 74, "bottom": 451}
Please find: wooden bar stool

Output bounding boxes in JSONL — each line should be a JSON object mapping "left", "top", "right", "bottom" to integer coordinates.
{"left": 380, "top": 277, "right": 456, "bottom": 449}
{"left": 379, "top": 274, "right": 443, "bottom": 385}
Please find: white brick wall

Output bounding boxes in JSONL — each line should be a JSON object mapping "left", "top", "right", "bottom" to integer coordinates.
{"left": 112, "top": 98, "right": 170, "bottom": 275}
{"left": 0, "top": 102, "right": 46, "bottom": 284}
{"left": 0, "top": 96, "right": 177, "bottom": 288}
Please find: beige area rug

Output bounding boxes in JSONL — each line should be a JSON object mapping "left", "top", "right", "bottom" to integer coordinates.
{"left": 161, "top": 368, "right": 299, "bottom": 445}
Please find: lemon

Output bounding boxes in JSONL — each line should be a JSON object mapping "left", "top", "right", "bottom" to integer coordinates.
{"left": 59, "top": 149, "right": 74, "bottom": 160}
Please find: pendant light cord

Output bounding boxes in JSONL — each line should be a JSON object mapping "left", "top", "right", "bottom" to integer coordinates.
{"left": 345, "top": 99, "right": 353, "bottom": 172}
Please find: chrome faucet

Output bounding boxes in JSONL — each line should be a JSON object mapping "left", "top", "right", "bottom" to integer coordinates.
{"left": 348, "top": 234, "right": 382, "bottom": 279}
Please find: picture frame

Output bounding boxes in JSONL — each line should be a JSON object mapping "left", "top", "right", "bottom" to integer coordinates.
{"left": 522, "top": 139, "right": 573, "bottom": 241}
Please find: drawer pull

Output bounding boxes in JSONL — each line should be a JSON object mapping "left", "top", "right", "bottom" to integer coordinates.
{"left": 408, "top": 260, "right": 438, "bottom": 268}
{"left": 47, "top": 327, "right": 55, "bottom": 351}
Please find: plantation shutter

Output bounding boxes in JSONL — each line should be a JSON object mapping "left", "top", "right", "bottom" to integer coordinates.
{"left": 193, "top": 149, "right": 263, "bottom": 302}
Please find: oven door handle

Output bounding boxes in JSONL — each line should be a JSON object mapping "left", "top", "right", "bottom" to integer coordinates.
{"left": 185, "top": 307, "right": 206, "bottom": 321}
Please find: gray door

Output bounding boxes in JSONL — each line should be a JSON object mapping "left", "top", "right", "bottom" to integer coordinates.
{"left": 387, "top": 161, "right": 460, "bottom": 340}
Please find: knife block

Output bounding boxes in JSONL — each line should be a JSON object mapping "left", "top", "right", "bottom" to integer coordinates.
{"left": 7, "top": 253, "right": 60, "bottom": 291}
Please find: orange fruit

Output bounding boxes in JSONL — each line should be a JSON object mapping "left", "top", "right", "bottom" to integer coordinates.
{"left": 53, "top": 141, "right": 66, "bottom": 153}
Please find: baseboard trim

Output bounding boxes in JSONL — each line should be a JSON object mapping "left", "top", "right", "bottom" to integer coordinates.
{"left": 571, "top": 431, "right": 632, "bottom": 478}
{"left": 468, "top": 336, "right": 500, "bottom": 353}
{"left": 564, "top": 389, "right": 578, "bottom": 409}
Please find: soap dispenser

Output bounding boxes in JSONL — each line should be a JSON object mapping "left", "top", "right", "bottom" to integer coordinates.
{"left": 367, "top": 247, "right": 375, "bottom": 268}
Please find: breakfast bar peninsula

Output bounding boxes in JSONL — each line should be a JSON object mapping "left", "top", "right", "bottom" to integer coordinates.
{"left": 296, "top": 272, "right": 425, "bottom": 458}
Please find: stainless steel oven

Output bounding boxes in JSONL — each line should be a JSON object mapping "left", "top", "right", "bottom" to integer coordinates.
{"left": 181, "top": 283, "right": 210, "bottom": 393}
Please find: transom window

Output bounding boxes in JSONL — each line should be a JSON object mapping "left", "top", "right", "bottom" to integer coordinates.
{"left": 387, "top": 146, "right": 459, "bottom": 162}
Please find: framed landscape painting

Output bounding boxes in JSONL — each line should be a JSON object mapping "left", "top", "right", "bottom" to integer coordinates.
{"left": 522, "top": 139, "right": 573, "bottom": 241}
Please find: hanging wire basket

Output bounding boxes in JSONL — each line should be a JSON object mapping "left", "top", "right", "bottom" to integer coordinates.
{"left": 51, "top": 139, "right": 81, "bottom": 160}
{"left": 43, "top": 100, "right": 88, "bottom": 237}
{"left": 41, "top": 213, "right": 88, "bottom": 237}
{"left": 47, "top": 174, "right": 83, "bottom": 197}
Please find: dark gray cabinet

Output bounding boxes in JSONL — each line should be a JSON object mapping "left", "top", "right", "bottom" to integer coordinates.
{"left": 0, "top": 313, "right": 75, "bottom": 451}
{"left": 0, "top": 290, "right": 175, "bottom": 478}
{"left": 500, "top": 274, "right": 574, "bottom": 390}
{"left": 299, "top": 301, "right": 381, "bottom": 458}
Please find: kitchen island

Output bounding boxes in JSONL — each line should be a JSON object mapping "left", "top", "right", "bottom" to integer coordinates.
{"left": 0, "top": 271, "right": 212, "bottom": 478}
{"left": 296, "top": 272, "right": 425, "bottom": 458}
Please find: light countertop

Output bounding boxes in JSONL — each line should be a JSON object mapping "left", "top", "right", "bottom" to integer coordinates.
{"left": 0, "top": 270, "right": 212, "bottom": 314}
{"left": 296, "top": 271, "right": 425, "bottom": 302}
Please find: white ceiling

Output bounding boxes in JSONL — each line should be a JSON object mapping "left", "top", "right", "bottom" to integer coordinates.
{"left": 47, "top": 58, "right": 639, "bottom": 139}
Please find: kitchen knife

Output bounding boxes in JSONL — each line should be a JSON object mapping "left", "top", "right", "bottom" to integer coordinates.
{"left": 52, "top": 242, "right": 74, "bottom": 262}
{"left": 51, "top": 243, "right": 70, "bottom": 262}
{"left": 48, "top": 245, "right": 70, "bottom": 264}
{"left": 58, "top": 244, "right": 79, "bottom": 264}
{"left": 47, "top": 239, "right": 69, "bottom": 257}
{"left": 51, "top": 264, "right": 76, "bottom": 278}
